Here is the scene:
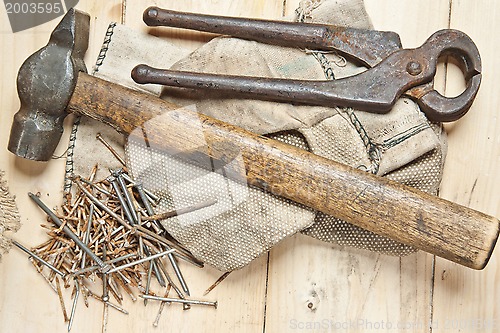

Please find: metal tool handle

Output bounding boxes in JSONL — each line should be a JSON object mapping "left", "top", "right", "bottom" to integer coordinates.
{"left": 132, "top": 64, "right": 402, "bottom": 113}
{"left": 133, "top": 30, "right": 481, "bottom": 122}
{"left": 142, "top": 6, "right": 401, "bottom": 67}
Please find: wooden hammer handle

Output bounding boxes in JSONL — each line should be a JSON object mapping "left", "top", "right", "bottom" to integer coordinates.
{"left": 69, "top": 73, "right": 499, "bottom": 269}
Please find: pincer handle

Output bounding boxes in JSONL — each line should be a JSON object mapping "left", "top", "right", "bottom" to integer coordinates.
{"left": 142, "top": 7, "right": 481, "bottom": 122}
{"left": 131, "top": 29, "right": 482, "bottom": 122}
{"left": 142, "top": 6, "right": 401, "bottom": 67}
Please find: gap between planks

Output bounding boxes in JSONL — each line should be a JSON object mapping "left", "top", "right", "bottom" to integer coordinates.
{"left": 430, "top": 1, "right": 452, "bottom": 332}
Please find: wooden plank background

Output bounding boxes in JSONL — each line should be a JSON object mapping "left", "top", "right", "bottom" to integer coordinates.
{"left": 0, "top": 0, "right": 498, "bottom": 332}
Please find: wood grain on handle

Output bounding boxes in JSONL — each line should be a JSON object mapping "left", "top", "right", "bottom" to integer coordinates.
{"left": 69, "top": 73, "right": 499, "bottom": 269}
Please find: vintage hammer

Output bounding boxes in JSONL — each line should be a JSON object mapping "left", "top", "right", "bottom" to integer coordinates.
{"left": 8, "top": 9, "right": 499, "bottom": 269}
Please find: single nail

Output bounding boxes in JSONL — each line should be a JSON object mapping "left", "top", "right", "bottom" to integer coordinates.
{"left": 72, "top": 253, "right": 138, "bottom": 276}
{"left": 96, "top": 133, "right": 127, "bottom": 167}
{"left": 29, "top": 193, "right": 110, "bottom": 274}
{"left": 105, "top": 301, "right": 128, "bottom": 315}
{"left": 12, "top": 240, "right": 65, "bottom": 277}
{"left": 203, "top": 271, "right": 231, "bottom": 296}
{"left": 106, "top": 249, "right": 175, "bottom": 274}
{"left": 140, "top": 295, "right": 217, "bottom": 308}
{"left": 167, "top": 251, "right": 190, "bottom": 296}
{"left": 55, "top": 276, "right": 69, "bottom": 322}
{"left": 81, "top": 280, "right": 90, "bottom": 308}
{"left": 138, "top": 236, "right": 145, "bottom": 258}
{"left": 135, "top": 184, "right": 153, "bottom": 213}
{"left": 102, "top": 245, "right": 109, "bottom": 303}
{"left": 88, "top": 164, "right": 99, "bottom": 182}
{"left": 144, "top": 260, "right": 154, "bottom": 306}
{"left": 141, "top": 198, "right": 217, "bottom": 221}
{"left": 68, "top": 278, "right": 80, "bottom": 332}
{"left": 153, "top": 285, "right": 171, "bottom": 327}
{"left": 81, "top": 205, "right": 94, "bottom": 269}
{"left": 102, "top": 302, "right": 109, "bottom": 333}
{"left": 110, "top": 225, "right": 124, "bottom": 237}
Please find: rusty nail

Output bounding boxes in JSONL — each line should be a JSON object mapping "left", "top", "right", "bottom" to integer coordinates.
{"left": 81, "top": 204, "right": 94, "bottom": 269}
{"left": 102, "top": 245, "right": 109, "bottom": 303}
{"left": 144, "top": 259, "right": 154, "bottom": 306}
{"left": 29, "top": 193, "right": 110, "bottom": 274}
{"left": 153, "top": 284, "right": 171, "bottom": 327}
{"left": 203, "top": 271, "right": 231, "bottom": 296}
{"left": 55, "top": 276, "right": 69, "bottom": 322}
{"left": 96, "top": 133, "right": 127, "bottom": 167}
{"left": 141, "top": 198, "right": 217, "bottom": 221}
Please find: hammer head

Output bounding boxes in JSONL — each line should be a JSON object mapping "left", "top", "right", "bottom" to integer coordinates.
{"left": 8, "top": 9, "right": 90, "bottom": 161}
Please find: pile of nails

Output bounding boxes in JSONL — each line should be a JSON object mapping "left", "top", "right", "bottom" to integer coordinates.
{"left": 13, "top": 161, "right": 222, "bottom": 331}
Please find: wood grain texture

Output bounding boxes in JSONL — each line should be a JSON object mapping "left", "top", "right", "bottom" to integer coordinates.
{"left": 0, "top": 0, "right": 498, "bottom": 332}
{"left": 267, "top": 1, "right": 474, "bottom": 332}
{"left": 266, "top": 234, "right": 435, "bottom": 332}
{"left": 106, "top": 3, "right": 283, "bottom": 332}
{"left": 70, "top": 72, "right": 498, "bottom": 269}
{"left": 0, "top": 3, "right": 123, "bottom": 332}
{"left": 432, "top": 1, "right": 500, "bottom": 332}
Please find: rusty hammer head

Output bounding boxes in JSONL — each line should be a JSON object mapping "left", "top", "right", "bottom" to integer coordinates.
{"left": 8, "top": 9, "right": 90, "bottom": 161}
